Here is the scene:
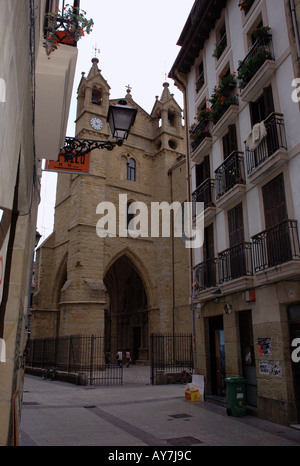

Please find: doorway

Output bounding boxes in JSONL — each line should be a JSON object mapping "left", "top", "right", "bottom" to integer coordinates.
{"left": 239, "top": 310, "right": 257, "bottom": 407}
{"left": 103, "top": 255, "right": 149, "bottom": 363}
{"left": 209, "top": 315, "right": 226, "bottom": 396}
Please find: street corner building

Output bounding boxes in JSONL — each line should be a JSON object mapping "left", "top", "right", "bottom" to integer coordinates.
{"left": 0, "top": 0, "right": 82, "bottom": 445}
{"left": 169, "top": 0, "right": 300, "bottom": 425}
{"left": 31, "top": 56, "right": 192, "bottom": 365}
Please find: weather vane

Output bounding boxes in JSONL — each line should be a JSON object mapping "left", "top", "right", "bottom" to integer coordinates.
{"left": 92, "top": 44, "right": 101, "bottom": 59}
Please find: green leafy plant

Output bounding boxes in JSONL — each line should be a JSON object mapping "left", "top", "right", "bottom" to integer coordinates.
{"left": 44, "top": 4, "right": 94, "bottom": 56}
{"left": 189, "top": 108, "right": 212, "bottom": 151}
{"left": 209, "top": 72, "right": 238, "bottom": 124}
{"left": 237, "top": 46, "right": 272, "bottom": 89}
{"left": 252, "top": 25, "right": 271, "bottom": 40}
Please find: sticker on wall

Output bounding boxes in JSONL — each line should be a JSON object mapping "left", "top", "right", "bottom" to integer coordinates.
{"left": 272, "top": 362, "right": 282, "bottom": 377}
{"left": 258, "top": 337, "right": 271, "bottom": 355}
{"left": 259, "top": 360, "right": 272, "bottom": 375}
{"left": 259, "top": 360, "right": 282, "bottom": 377}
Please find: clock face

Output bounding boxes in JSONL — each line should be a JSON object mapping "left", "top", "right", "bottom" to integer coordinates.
{"left": 90, "top": 117, "right": 103, "bottom": 131}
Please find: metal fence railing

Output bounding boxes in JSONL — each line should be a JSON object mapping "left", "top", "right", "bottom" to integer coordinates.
{"left": 26, "top": 334, "right": 123, "bottom": 386}
{"left": 150, "top": 333, "right": 193, "bottom": 385}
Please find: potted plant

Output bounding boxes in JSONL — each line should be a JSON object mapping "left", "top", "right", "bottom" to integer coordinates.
{"left": 252, "top": 25, "right": 272, "bottom": 41}
{"left": 238, "top": 0, "right": 255, "bottom": 14}
{"left": 237, "top": 46, "right": 272, "bottom": 89}
{"left": 189, "top": 109, "right": 212, "bottom": 151}
{"left": 44, "top": 4, "right": 94, "bottom": 56}
{"left": 209, "top": 73, "right": 238, "bottom": 124}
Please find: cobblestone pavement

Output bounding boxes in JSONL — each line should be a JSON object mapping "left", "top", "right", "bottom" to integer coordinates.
{"left": 19, "top": 366, "right": 300, "bottom": 449}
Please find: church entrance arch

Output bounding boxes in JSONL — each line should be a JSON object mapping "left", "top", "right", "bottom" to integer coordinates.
{"left": 103, "top": 255, "right": 149, "bottom": 364}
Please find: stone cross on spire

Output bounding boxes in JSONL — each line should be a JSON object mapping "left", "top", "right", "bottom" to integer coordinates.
{"left": 125, "top": 84, "right": 133, "bottom": 99}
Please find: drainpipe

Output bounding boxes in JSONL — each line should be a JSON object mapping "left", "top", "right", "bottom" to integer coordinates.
{"left": 171, "top": 71, "right": 197, "bottom": 364}
{"left": 168, "top": 168, "right": 176, "bottom": 340}
{"left": 290, "top": 0, "right": 300, "bottom": 61}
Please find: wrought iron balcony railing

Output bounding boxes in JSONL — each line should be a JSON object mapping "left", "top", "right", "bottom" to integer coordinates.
{"left": 214, "top": 151, "right": 245, "bottom": 199}
{"left": 192, "top": 179, "right": 215, "bottom": 217}
{"left": 218, "top": 242, "right": 253, "bottom": 283}
{"left": 213, "top": 32, "right": 227, "bottom": 60}
{"left": 194, "top": 258, "right": 218, "bottom": 292}
{"left": 245, "top": 113, "right": 288, "bottom": 175}
{"left": 196, "top": 72, "right": 205, "bottom": 93}
{"left": 190, "top": 118, "right": 211, "bottom": 153}
{"left": 252, "top": 220, "right": 300, "bottom": 272}
{"left": 237, "top": 34, "right": 274, "bottom": 90}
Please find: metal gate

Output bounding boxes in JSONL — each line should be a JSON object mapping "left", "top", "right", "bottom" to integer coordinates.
{"left": 150, "top": 333, "right": 194, "bottom": 385}
{"left": 26, "top": 335, "right": 123, "bottom": 386}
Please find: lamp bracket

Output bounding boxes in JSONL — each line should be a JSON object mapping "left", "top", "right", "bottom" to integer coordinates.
{"left": 61, "top": 137, "right": 123, "bottom": 159}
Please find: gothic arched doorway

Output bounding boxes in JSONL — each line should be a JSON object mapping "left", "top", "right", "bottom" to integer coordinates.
{"left": 104, "top": 255, "right": 149, "bottom": 363}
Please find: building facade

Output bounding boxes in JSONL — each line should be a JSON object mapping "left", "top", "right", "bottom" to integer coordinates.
{"left": 31, "top": 57, "right": 191, "bottom": 364}
{"left": 170, "top": 0, "right": 300, "bottom": 425}
{"left": 0, "top": 0, "right": 80, "bottom": 445}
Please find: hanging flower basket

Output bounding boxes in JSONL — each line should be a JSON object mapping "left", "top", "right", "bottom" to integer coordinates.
{"left": 43, "top": 4, "right": 94, "bottom": 56}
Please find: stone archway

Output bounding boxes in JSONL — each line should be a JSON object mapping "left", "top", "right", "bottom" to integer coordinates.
{"left": 103, "top": 255, "right": 149, "bottom": 363}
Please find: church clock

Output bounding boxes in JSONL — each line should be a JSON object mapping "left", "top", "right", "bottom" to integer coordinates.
{"left": 90, "top": 117, "right": 103, "bottom": 131}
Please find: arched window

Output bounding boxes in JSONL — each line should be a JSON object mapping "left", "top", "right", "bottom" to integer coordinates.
{"left": 91, "top": 87, "right": 102, "bottom": 105}
{"left": 127, "top": 158, "right": 136, "bottom": 182}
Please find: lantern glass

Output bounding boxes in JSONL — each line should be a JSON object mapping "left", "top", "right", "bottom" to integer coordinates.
{"left": 107, "top": 101, "right": 137, "bottom": 140}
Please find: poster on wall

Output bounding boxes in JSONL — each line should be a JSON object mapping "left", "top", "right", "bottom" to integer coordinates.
{"left": 258, "top": 337, "right": 272, "bottom": 355}
{"left": 259, "top": 360, "right": 282, "bottom": 377}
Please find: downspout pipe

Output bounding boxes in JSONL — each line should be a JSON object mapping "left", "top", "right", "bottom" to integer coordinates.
{"left": 170, "top": 71, "right": 197, "bottom": 357}
{"left": 290, "top": 0, "right": 300, "bottom": 61}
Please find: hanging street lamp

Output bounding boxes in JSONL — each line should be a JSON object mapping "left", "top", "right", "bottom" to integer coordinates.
{"left": 60, "top": 100, "right": 137, "bottom": 159}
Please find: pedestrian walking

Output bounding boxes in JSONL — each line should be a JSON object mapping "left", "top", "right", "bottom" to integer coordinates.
{"left": 116, "top": 350, "right": 123, "bottom": 367}
{"left": 125, "top": 349, "right": 131, "bottom": 367}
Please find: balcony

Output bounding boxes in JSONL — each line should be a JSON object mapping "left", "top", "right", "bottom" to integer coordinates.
{"left": 192, "top": 179, "right": 216, "bottom": 221}
{"left": 193, "top": 243, "right": 253, "bottom": 296}
{"left": 194, "top": 259, "right": 218, "bottom": 292}
{"left": 214, "top": 151, "right": 246, "bottom": 208}
{"left": 218, "top": 242, "right": 253, "bottom": 284}
{"left": 196, "top": 72, "right": 205, "bottom": 94}
{"left": 190, "top": 119, "right": 212, "bottom": 162}
{"left": 237, "top": 35, "right": 276, "bottom": 102}
{"left": 210, "top": 78, "right": 239, "bottom": 134}
{"left": 252, "top": 220, "right": 300, "bottom": 282}
{"left": 245, "top": 113, "right": 288, "bottom": 183}
{"left": 35, "top": 1, "right": 81, "bottom": 160}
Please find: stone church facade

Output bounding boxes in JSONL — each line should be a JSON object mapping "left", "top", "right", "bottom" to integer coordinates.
{"left": 31, "top": 58, "right": 191, "bottom": 363}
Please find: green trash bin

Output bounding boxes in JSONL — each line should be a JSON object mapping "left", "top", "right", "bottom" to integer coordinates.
{"left": 225, "top": 377, "right": 247, "bottom": 417}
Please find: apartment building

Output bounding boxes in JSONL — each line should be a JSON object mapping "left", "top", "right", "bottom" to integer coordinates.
{"left": 170, "top": 0, "right": 300, "bottom": 425}
{"left": 0, "top": 0, "right": 80, "bottom": 445}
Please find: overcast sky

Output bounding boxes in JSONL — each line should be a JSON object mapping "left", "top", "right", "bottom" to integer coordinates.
{"left": 37, "top": 0, "right": 195, "bottom": 242}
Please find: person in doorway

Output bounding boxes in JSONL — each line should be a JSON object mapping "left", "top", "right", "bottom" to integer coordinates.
{"left": 125, "top": 349, "right": 131, "bottom": 368}
{"left": 116, "top": 350, "right": 123, "bottom": 367}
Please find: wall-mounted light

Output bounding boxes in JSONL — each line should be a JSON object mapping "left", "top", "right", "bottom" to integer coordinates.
{"left": 60, "top": 100, "right": 137, "bottom": 158}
